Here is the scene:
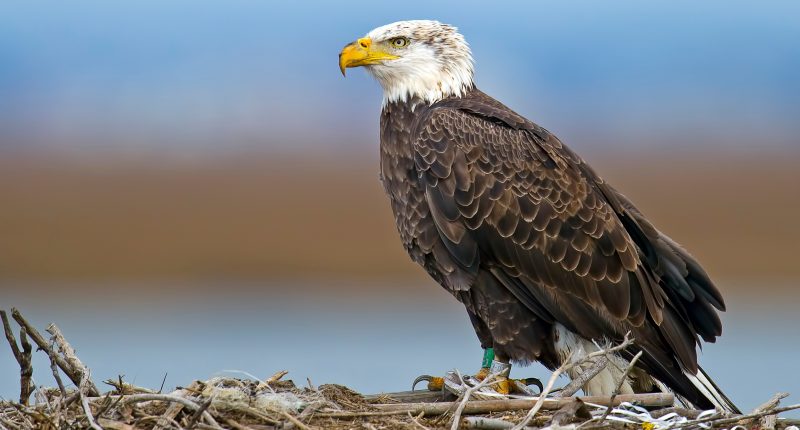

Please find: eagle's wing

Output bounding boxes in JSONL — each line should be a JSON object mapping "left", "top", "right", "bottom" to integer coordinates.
{"left": 410, "top": 93, "right": 725, "bottom": 373}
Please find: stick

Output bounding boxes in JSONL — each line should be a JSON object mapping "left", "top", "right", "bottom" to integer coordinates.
{"left": 560, "top": 357, "right": 609, "bottom": 397}
{"left": 364, "top": 390, "right": 447, "bottom": 403}
{"left": 598, "top": 350, "right": 643, "bottom": 423}
{"left": 512, "top": 358, "right": 569, "bottom": 430}
{"left": 451, "top": 373, "right": 500, "bottom": 430}
{"left": 1, "top": 310, "right": 34, "bottom": 405}
{"left": 185, "top": 396, "right": 213, "bottom": 430}
{"left": 649, "top": 407, "right": 702, "bottom": 419}
{"left": 409, "top": 411, "right": 432, "bottom": 430}
{"left": 753, "top": 392, "right": 790, "bottom": 414}
{"left": 153, "top": 383, "right": 199, "bottom": 430}
{"left": 95, "top": 394, "right": 224, "bottom": 430}
{"left": 223, "top": 417, "right": 257, "bottom": 430}
{"left": 370, "top": 393, "right": 673, "bottom": 416}
{"left": 47, "top": 323, "right": 100, "bottom": 396}
{"left": 317, "top": 409, "right": 418, "bottom": 418}
{"left": 96, "top": 418, "right": 134, "bottom": 430}
{"left": 281, "top": 411, "right": 312, "bottom": 430}
{"left": 80, "top": 390, "right": 104, "bottom": 430}
{"left": 47, "top": 338, "right": 67, "bottom": 398}
{"left": 463, "top": 417, "right": 514, "bottom": 429}
{"left": 752, "top": 392, "right": 789, "bottom": 430}
{"left": 10, "top": 308, "right": 100, "bottom": 397}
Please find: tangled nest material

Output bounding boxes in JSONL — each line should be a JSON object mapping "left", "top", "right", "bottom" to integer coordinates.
{"left": 2, "top": 308, "right": 799, "bottom": 430}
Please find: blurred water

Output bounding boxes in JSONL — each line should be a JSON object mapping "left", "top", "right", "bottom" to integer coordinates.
{"left": 1, "top": 281, "right": 797, "bottom": 415}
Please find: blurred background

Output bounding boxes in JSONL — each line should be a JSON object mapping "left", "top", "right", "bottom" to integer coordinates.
{"left": 1, "top": 0, "right": 798, "bottom": 412}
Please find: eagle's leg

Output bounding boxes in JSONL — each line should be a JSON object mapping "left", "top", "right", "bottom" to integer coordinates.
{"left": 411, "top": 348, "right": 543, "bottom": 394}
{"left": 488, "top": 351, "right": 543, "bottom": 395}
{"left": 411, "top": 348, "right": 495, "bottom": 391}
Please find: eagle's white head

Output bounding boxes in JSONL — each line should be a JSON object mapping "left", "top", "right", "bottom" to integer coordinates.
{"left": 339, "top": 20, "right": 474, "bottom": 105}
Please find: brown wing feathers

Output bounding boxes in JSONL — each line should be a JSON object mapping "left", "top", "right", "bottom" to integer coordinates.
{"left": 408, "top": 89, "right": 727, "bottom": 393}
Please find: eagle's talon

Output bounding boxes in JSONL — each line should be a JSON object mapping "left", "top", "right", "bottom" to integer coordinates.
{"left": 412, "top": 374, "right": 444, "bottom": 391}
{"left": 523, "top": 377, "right": 544, "bottom": 393}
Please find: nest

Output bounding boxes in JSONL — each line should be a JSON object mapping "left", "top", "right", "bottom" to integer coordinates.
{"left": 2, "top": 308, "right": 799, "bottom": 430}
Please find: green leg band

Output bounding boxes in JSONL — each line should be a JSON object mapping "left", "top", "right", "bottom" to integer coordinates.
{"left": 481, "top": 348, "right": 495, "bottom": 368}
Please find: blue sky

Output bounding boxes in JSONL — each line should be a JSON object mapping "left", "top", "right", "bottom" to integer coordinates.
{"left": 1, "top": 0, "right": 798, "bottom": 151}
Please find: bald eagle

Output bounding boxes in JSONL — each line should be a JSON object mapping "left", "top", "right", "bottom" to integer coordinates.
{"left": 340, "top": 20, "right": 738, "bottom": 412}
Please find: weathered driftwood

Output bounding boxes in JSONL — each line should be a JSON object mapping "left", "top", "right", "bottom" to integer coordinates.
{"left": 0, "top": 310, "right": 33, "bottom": 405}
{"left": 370, "top": 392, "right": 674, "bottom": 416}
{"left": 365, "top": 390, "right": 449, "bottom": 403}
{"left": 10, "top": 308, "right": 100, "bottom": 397}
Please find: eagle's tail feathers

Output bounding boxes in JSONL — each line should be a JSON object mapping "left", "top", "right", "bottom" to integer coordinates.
{"left": 684, "top": 367, "right": 740, "bottom": 414}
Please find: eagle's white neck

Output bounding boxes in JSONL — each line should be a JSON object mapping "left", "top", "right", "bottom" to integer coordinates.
{"left": 368, "top": 58, "right": 474, "bottom": 106}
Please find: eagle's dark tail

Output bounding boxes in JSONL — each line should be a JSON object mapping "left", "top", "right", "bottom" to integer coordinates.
{"left": 682, "top": 366, "right": 741, "bottom": 414}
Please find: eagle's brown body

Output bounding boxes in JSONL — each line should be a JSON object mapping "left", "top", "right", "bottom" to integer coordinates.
{"left": 379, "top": 87, "right": 734, "bottom": 411}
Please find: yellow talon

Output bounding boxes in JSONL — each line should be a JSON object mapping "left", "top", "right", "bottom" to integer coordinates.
{"left": 426, "top": 376, "right": 444, "bottom": 391}
{"left": 412, "top": 375, "right": 446, "bottom": 391}
{"left": 495, "top": 377, "right": 511, "bottom": 395}
{"left": 474, "top": 367, "right": 491, "bottom": 381}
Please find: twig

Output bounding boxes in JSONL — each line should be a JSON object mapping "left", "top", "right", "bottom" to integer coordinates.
{"left": 754, "top": 393, "right": 790, "bottom": 414}
{"left": 408, "top": 411, "right": 431, "bottom": 430}
{"left": 1, "top": 310, "right": 34, "bottom": 405}
{"left": 153, "top": 382, "right": 200, "bottom": 430}
{"left": 10, "top": 308, "right": 100, "bottom": 397}
{"left": 158, "top": 373, "right": 168, "bottom": 394}
{"left": 560, "top": 357, "right": 608, "bottom": 397}
{"left": 511, "top": 358, "right": 569, "bottom": 430}
{"left": 47, "top": 338, "right": 67, "bottom": 398}
{"left": 223, "top": 417, "right": 257, "bottom": 430}
{"left": 47, "top": 323, "right": 100, "bottom": 396}
{"left": 281, "top": 411, "right": 311, "bottom": 430}
{"left": 650, "top": 407, "right": 702, "bottom": 419}
{"left": 451, "top": 373, "right": 500, "bottom": 430}
{"left": 96, "top": 418, "right": 134, "bottom": 430}
{"left": 598, "top": 350, "right": 643, "bottom": 423}
{"left": 79, "top": 373, "right": 104, "bottom": 430}
{"left": 752, "top": 392, "right": 789, "bottom": 430}
{"left": 267, "top": 370, "right": 289, "bottom": 384}
{"left": 186, "top": 395, "right": 213, "bottom": 430}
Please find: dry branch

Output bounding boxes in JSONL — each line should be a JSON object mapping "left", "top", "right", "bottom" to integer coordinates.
{"left": 10, "top": 308, "right": 100, "bottom": 397}
{"left": 372, "top": 393, "right": 673, "bottom": 416}
{"left": 0, "top": 311, "right": 33, "bottom": 405}
{"left": 559, "top": 356, "right": 608, "bottom": 397}
{"left": 462, "top": 416, "right": 514, "bottom": 429}
{"left": 451, "top": 373, "right": 500, "bottom": 430}
{"left": 598, "top": 350, "right": 644, "bottom": 423}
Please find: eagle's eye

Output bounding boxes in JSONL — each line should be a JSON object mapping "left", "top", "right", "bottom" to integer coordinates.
{"left": 391, "top": 37, "right": 409, "bottom": 48}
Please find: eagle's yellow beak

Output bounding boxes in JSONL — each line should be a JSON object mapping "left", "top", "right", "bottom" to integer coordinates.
{"left": 339, "top": 37, "right": 399, "bottom": 76}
